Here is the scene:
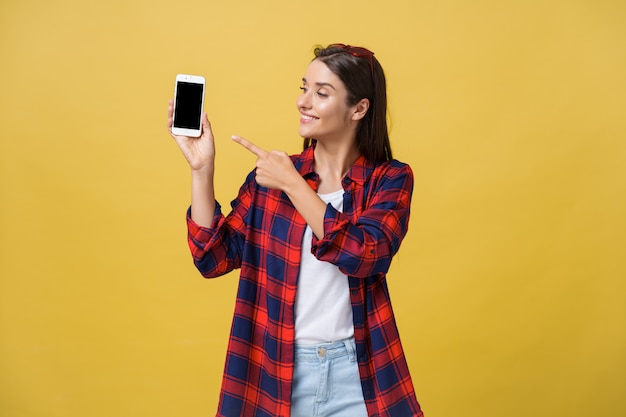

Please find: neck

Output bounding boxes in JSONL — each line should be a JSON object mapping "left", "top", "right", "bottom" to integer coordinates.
{"left": 312, "top": 140, "right": 360, "bottom": 192}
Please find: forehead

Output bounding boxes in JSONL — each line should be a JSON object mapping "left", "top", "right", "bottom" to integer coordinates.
{"left": 303, "top": 59, "right": 345, "bottom": 88}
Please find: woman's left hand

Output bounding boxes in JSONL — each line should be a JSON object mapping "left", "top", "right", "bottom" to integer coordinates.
{"left": 232, "top": 136, "right": 299, "bottom": 191}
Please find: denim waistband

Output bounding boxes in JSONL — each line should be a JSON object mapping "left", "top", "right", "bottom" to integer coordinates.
{"left": 294, "top": 337, "right": 357, "bottom": 362}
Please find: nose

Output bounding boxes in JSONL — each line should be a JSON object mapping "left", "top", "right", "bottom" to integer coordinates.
{"left": 296, "top": 89, "right": 311, "bottom": 110}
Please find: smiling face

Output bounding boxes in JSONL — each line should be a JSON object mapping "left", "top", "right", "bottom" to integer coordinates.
{"left": 296, "top": 59, "right": 368, "bottom": 145}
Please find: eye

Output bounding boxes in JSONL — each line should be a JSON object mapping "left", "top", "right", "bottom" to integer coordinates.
{"left": 300, "top": 86, "right": 307, "bottom": 92}
{"left": 316, "top": 90, "right": 328, "bottom": 98}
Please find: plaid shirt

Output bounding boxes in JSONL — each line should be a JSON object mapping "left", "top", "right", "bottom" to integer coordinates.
{"left": 187, "top": 145, "right": 423, "bottom": 417}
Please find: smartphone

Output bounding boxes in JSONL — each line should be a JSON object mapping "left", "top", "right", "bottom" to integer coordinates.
{"left": 172, "top": 74, "right": 206, "bottom": 137}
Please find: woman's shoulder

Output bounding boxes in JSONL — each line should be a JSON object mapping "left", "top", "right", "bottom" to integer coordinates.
{"left": 372, "top": 158, "right": 413, "bottom": 178}
{"left": 289, "top": 146, "right": 316, "bottom": 175}
{"left": 289, "top": 145, "right": 314, "bottom": 161}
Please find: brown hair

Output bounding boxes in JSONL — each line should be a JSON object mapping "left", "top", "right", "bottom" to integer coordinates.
{"left": 303, "top": 44, "right": 392, "bottom": 163}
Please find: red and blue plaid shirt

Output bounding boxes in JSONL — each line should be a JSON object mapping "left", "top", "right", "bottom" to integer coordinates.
{"left": 187, "top": 145, "right": 423, "bottom": 417}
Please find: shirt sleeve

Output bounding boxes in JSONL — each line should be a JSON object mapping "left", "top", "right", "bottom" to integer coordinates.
{"left": 186, "top": 171, "right": 254, "bottom": 278}
{"left": 310, "top": 162, "right": 414, "bottom": 278}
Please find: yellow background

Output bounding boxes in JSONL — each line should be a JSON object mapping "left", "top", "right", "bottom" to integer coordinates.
{"left": 1, "top": 0, "right": 624, "bottom": 416}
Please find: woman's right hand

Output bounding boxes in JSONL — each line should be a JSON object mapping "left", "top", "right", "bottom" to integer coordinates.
{"left": 167, "top": 99, "right": 215, "bottom": 172}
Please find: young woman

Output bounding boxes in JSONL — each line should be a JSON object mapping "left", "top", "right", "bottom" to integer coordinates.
{"left": 168, "top": 44, "right": 424, "bottom": 417}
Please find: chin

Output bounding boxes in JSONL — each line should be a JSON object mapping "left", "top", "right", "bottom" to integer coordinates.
{"left": 298, "top": 127, "right": 313, "bottom": 139}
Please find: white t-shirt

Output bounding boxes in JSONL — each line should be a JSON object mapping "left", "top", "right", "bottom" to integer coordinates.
{"left": 294, "top": 189, "right": 354, "bottom": 345}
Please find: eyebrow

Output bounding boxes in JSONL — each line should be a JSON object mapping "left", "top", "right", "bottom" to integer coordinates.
{"left": 302, "top": 77, "right": 336, "bottom": 90}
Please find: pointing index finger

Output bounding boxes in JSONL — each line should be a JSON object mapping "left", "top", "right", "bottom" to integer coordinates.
{"left": 232, "top": 135, "right": 268, "bottom": 157}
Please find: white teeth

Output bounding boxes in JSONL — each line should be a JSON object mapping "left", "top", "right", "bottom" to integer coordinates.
{"left": 301, "top": 114, "right": 317, "bottom": 120}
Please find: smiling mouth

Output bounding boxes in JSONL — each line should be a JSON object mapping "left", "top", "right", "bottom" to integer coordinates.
{"left": 300, "top": 114, "right": 318, "bottom": 122}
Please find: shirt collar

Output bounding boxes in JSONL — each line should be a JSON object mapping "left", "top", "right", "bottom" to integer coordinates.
{"left": 295, "top": 144, "right": 375, "bottom": 186}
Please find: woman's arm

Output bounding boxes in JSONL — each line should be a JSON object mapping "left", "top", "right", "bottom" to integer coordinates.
{"left": 167, "top": 99, "right": 216, "bottom": 227}
{"left": 229, "top": 136, "right": 413, "bottom": 278}
{"left": 231, "top": 135, "right": 328, "bottom": 239}
{"left": 168, "top": 100, "right": 248, "bottom": 278}
{"left": 186, "top": 176, "right": 252, "bottom": 278}
{"left": 311, "top": 162, "right": 414, "bottom": 278}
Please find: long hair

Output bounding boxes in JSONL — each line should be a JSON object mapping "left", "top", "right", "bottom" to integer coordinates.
{"left": 302, "top": 44, "right": 392, "bottom": 163}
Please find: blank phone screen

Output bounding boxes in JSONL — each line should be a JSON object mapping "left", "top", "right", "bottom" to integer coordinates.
{"left": 174, "top": 82, "right": 203, "bottom": 129}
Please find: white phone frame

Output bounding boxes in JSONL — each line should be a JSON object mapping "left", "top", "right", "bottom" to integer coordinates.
{"left": 172, "top": 74, "right": 205, "bottom": 137}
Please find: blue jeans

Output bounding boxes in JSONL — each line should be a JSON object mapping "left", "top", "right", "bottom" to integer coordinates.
{"left": 291, "top": 338, "right": 368, "bottom": 417}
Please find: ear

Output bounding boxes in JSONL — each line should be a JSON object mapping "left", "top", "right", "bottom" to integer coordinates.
{"left": 351, "top": 98, "right": 370, "bottom": 121}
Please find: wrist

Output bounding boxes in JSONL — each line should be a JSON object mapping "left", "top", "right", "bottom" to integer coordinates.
{"left": 282, "top": 171, "right": 306, "bottom": 196}
{"left": 191, "top": 164, "right": 214, "bottom": 178}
